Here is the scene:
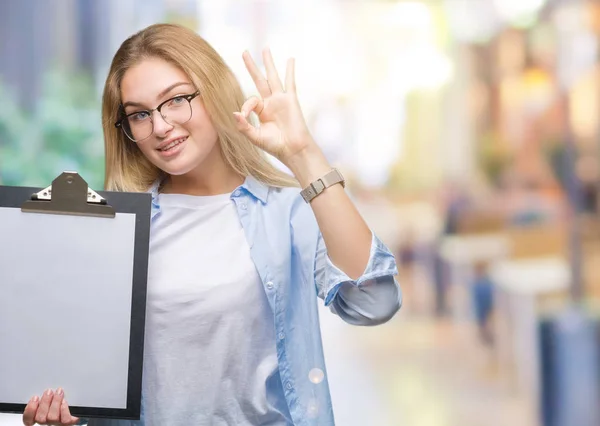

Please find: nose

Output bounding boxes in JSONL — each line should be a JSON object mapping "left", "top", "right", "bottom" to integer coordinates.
{"left": 152, "top": 110, "right": 173, "bottom": 138}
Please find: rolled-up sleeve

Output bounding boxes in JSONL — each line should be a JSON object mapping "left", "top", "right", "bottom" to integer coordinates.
{"left": 314, "top": 232, "right": 401, "bottom": 326}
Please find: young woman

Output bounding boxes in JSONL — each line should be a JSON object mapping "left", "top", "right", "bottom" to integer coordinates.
{"left": 23, "top": 23, "right": 401, "bottom": 426}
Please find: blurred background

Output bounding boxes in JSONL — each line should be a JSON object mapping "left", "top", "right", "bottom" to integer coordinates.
{"left": 2, "top": 0, "right": 600, "bottom": 425}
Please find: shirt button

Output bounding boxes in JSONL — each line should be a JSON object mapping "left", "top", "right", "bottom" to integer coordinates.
{"left": 240, "top": 203, "right": 247, "bottom": 210}
{"left": 233, "top": 190, "right": 241, "bottom": 197}
{"left": 309, "top": 368, "right": 325, "bottom": 384}
{"left": 286, "top": 382, "right": 293, "bottom": 390}
{"left": 266, "top": 281, "right": 274, "bottom": 289}
{"left": 278, "top": 332, "right": 285, "bottom": 340}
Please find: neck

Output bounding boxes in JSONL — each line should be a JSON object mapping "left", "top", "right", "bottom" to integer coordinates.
{"left": 162, "top": 148, "right": 244, "bottom": 196}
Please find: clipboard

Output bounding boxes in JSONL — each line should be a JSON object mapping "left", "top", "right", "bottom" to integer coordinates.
{"left": 0, "top": 171, "right": 151, "bottom": 420}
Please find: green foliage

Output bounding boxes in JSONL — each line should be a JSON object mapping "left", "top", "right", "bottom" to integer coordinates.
{"left": 0, "top": 70, "right": 105, "bottom": 189}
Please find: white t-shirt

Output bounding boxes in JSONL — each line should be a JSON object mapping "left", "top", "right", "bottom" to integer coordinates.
{"left": 98, "top": 192, "right": 291, "bottom": 426}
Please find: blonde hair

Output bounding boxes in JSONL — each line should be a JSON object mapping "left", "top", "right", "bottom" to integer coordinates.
{"left": 102, "top": 23, "right": 297, "bottom": 192}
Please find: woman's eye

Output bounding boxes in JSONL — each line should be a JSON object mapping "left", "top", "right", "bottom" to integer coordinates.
{"left": 169, "top": 96, "right": 185, "bottom": 106}
{"left": 130, "top": 111, "right": 150, "bottom": 121}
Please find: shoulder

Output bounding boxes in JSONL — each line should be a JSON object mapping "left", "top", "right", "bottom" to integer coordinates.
{"left": 265, "top": 186, "right": 318, "bottom": 232}
{"left": 255, "top": 185, "right": 316, "bottom": 227}
{"left": 265, "top": 186, "right": 312, "bottom": 217}
{"left": 266, "top": 185, "right": 302, "bottom": 205}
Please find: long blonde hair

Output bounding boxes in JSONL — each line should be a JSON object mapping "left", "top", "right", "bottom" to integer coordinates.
{"left": 102, "top": 23, "right": 297, "bottom": 192}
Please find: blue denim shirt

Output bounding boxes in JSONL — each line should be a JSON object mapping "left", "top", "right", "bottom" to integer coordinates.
{"left": 89, "top": 175, "right": 400, "bottom": 426}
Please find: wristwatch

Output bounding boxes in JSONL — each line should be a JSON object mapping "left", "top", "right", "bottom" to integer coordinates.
{"left": 300, "top": 168, "right": 345, "bottom": 203}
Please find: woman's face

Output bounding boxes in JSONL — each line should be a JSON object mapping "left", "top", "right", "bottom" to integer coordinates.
{"left": 120, "top": 57, "right": 220, "bottom": 177}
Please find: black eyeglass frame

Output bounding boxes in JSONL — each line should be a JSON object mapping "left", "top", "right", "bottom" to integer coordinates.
{"left": 114, "top": 90, "right": 200, "bottom": 142}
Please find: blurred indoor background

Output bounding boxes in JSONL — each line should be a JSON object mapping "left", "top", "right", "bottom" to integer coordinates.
{"left": 2, "top": 0, "right": 600, "bottom": 425}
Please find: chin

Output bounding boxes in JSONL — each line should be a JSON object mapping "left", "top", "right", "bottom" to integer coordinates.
{"left": 158, "top": 163, "right": 198, "bottom": 177}
{"left": 144, "top": 140, "right": 217, "bottom": 177}
{"left": 153, "top": 155, "right": 205, "bottom": 177}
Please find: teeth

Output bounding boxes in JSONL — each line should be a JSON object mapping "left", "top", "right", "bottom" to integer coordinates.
{"left": 160, "top": 138, "right": 185, "bottom": 151}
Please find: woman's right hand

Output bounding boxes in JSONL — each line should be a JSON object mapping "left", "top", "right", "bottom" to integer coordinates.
{"left": 22, "top": 388, "right": 80, "bottom": 426}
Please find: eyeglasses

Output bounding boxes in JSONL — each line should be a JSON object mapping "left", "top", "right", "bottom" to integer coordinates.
{"left": 115, "top": 91, "right": 200, "bottom": 142}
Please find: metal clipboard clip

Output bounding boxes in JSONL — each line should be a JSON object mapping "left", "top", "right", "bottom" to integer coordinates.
{"left": 21, "top": 171, "right": 115, "bottom": 218}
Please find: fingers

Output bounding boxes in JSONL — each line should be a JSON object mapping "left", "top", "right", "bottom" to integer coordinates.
{"left": 60, "top": 400, "right": 80, "bottom": 425}
{"left": 22, "top": 389, "right": 78, "bottom": 426}
{"left": 285, "top": 58, "right": 296, "bottom": 93}
{"left": 34, "top": 389, "right": 54, "bottom": 424}
{"left": 22, "top": 395, "right": 40, "bottom": 426}
{"left": 240, "top": 96, "right": 264, "bottom": 118}
{"left": 242, "top": 51, "right": 271, "bottom": 98}
{"left": 243, "top": 48, "right": 290, "bottom": 96}
{"left": 46, "top": 388, "right": 64, "bottom": 424}
{"left": 234, "top": 96, "right": 266, "bottom": 148}
{"left": 261, "top": 48, "right": 284, "bottom": 93}
{"left": 233, "top": 112, "right": 261, "bottom": 148}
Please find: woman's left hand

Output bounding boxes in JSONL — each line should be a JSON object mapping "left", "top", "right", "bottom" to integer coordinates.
{"left": 234, "top": 48, "right": 318, "bottom": 167}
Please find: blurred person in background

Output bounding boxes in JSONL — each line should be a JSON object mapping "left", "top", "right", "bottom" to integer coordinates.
{"left": 471, "top": 261, "right": 495, "bottom": 346}
{"left": 577, "top": 155, "right": 599, "bottom": 216}
{"left": 21, "top": 23, "right": 401, "bottom": 426}
{"left": 430, "top": 182, "right": 471, "bottom": 317}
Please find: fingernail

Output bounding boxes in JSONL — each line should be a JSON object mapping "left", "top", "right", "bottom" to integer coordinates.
{"left": 32, "top": 396, "right": 39, "bottom": 403}
{"left": 56, "top": 388, "right": 63, "bottom": 396}
{"left": 233, "top": 112, "right": 242, "bottom": 123}
{"left": 46, "top": 389, "right": 53, "bottom": 396}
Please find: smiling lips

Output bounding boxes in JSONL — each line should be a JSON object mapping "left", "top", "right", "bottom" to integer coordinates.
{"left": 158, "top": 136, "right": 187, "bottom": 151}
{"left": 157, "top": 136, "right": 188, "bottom": 157}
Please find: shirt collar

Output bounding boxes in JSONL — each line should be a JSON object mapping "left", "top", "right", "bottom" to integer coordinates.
{"left": 149, "top": 180, "right": 161, "bottom": 208}
{"left": 239, "top": 175, "right": 269, "bottom": 203}
{"left": 148, "top": 175, "right": 269, "bottom": 206}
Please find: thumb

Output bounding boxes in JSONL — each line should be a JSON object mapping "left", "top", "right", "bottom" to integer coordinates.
{"left": 60, "top": 399, "right": 80, "bottom": 425}
{"left": 233, "top": 112, "right": 263, "bottom": 148}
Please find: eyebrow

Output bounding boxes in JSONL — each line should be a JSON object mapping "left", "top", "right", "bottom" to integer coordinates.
{"left": 122, "top": 82, "right": 193, "bottom": 109}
